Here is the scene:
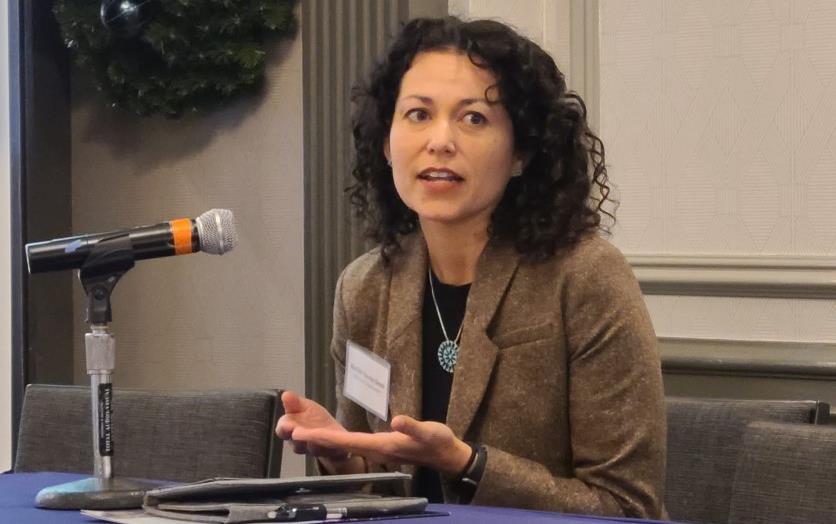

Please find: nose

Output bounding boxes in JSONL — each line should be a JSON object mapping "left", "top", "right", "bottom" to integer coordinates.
{"left": 426, "top": 119, "right": 456, "bottom": 156}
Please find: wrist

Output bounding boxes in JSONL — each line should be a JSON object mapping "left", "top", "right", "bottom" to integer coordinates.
{"left": 442, "top": 439, "right": 475, "bottom": 477}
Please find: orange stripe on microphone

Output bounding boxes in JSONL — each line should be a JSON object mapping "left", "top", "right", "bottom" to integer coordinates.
{"left": 170, "top": 218, "right": 194, "bottom": 255}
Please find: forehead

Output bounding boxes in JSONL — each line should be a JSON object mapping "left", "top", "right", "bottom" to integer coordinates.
{"left": 398, "top": 50, "right": 499, "bottom": 100}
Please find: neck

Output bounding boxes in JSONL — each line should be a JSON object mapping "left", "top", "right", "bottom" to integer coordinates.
{"left": 420, "top": 217, "right": 489, "bottom": 285}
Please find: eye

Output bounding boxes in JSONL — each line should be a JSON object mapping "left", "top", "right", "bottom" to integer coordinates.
{"left": 405, "top": 108, "right": 430, "bottom": 122}
{"left": 463, "top": 112, "right": 487, "bottom": 126}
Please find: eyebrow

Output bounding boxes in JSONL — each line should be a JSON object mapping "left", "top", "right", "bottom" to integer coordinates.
{"left": 397, "top": 95, "right": 493, "bottom": 108}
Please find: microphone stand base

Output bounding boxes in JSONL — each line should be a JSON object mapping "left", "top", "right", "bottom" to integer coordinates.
{"left": 35, "top": 476, "right": 167, "bottom": 510}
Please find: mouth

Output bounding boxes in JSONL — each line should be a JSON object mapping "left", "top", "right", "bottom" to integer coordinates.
{"left": 417, "top": 168, "right": 464, "bottom": 182}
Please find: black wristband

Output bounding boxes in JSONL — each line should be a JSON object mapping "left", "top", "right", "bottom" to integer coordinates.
{"left": 455, "top": 444, "right": 477, "bottom": 480}
{"left": 460, "top": 444, "right": 487, "bottom": 488}
{"left": 451, "top": 444, "right": 486, "bottom": 503}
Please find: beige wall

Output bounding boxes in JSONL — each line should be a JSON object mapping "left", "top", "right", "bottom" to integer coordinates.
{"left": 449, "top": 1, "right": 836, "bottom": 346}
{"left": 448, "top": 0, "right": 573, "bottom": 88}
{"left": 601, "top": 0, "right": 836, "bottom": 342}
{"left": 1, "top": 0, "right": 12, "bottom": 472}
{"left": 70, "top": 22, "right": 306, "bottom": 475}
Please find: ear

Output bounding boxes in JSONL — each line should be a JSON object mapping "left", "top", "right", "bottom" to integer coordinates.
{"left": 383, "top": 138, "right": 391, "bottom": 164}
{"left": 514, "top": 150, "right": 533, "bottom": 169}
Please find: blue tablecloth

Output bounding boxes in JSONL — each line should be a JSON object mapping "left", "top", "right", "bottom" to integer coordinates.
{"left": 0, "top": 472, "right": 669, "bottom": 524}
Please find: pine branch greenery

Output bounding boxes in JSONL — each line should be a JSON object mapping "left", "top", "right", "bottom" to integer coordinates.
{"left": 53, "top": 0, "right": 297, "bottom": 118}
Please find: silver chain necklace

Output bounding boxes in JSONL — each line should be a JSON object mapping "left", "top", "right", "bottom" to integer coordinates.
{"left": 428, "top": 267, "right": 464, "bottom": 374}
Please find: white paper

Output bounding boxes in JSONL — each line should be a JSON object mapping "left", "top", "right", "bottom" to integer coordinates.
{"left": 343, "top": 340, "right": 391, "bottom": 420}
{"left": 81, "top": 509, "right": 208, "bottom": 524}
{"left": 81, "top": 509, "right": 326, "bottom": 524}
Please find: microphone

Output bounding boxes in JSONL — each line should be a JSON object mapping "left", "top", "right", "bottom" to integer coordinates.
{"left": 25, "top": 208, "right": 238, "bottom": 274}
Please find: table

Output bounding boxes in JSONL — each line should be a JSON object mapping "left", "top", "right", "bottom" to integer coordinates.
{"left": 1, "top": 472, "right": 670, "bottom": 524}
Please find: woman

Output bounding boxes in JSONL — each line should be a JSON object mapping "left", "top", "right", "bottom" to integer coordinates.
{"left": 277, "top": 17, "right": 666, "bottom": 519}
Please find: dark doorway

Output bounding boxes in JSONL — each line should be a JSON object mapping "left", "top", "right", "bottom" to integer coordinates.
{"left": 8, "top": 0, "right": 75, "bottom": 460}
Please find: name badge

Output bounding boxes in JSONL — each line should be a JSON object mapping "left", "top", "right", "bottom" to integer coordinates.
{"left": 343, "top": 340, "right": 390, "bottom": 421}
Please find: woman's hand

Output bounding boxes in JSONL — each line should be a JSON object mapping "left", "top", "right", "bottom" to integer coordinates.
{"left": 290, "top": 414, "right": 473, "bottom": 477}
{"left": 275, "top": 390, "right": 360, "bottom": 472}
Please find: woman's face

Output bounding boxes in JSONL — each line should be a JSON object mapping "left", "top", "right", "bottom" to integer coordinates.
{"left": 386, "top": 50, "right": 520, "bottom": 232}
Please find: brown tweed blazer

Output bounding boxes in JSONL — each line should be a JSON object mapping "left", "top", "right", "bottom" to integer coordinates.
{"left": 330, "top": 232, "right": 667, "bottom": 519}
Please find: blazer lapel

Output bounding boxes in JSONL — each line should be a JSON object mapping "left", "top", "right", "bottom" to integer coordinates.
{"left": 446, "top": 239, "right": 520, "bottom": 438}
{"left": 375, "top": 234, "right": 520, "bottom": 440}
{"left": 379, "top": 234, "right": 427, "bottom": 423}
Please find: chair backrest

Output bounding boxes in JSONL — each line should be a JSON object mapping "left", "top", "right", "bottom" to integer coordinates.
{"left": 665, "top": 397, "right": 829, "bottom": 524}
{"left": 728, "top": 421, "right": 836, "bottom": 524}
{"left": 14, "top": 384, "right": 283, "bottom": 482}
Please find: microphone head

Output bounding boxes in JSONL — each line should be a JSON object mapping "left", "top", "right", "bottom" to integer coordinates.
{"left": 195, "top": 209, "right": 238, "bottom": 255}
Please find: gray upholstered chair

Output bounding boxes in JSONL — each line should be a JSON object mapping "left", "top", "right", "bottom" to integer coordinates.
{"left": 665, "top": 397, "right": 829, "bottom": 524}
{"left": 728, "top": 421, "right": 836, "bottom": 524}
{"left": 14, "top": 384, "right": 283, "bottom": 482}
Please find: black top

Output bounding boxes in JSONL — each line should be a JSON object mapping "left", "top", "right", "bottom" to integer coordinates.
{"left": 415, "top": 270, "right": 470, "bottom": 503}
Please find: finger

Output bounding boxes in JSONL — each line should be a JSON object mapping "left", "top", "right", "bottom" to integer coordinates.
{"left": 309, "top": 443, "right": 351, "bottom": 460}
{"left": 281, "top": 390, "right": 306, "bottom": 414}
{"left": 275, "top": 415, "right": 296, "bottom": 439}
{"left": 290, "top": 440, "right": 308, "bottom": 455}
{"left": 294, "top": 427, "right": 369, "bottom": 450}
{"left": 390, "top": 415, "right": 427, "bottom": 440}
{"left": 296, "top": 427, "right": 411, "bottom": 458}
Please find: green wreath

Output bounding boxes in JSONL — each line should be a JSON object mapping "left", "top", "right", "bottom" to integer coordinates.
{"left": 53, "top": 0, "right": 297, "bottom": 118}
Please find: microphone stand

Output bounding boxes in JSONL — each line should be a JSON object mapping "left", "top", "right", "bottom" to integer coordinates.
{"left": 35, "top": 235, "right": 166, "bottom": 510}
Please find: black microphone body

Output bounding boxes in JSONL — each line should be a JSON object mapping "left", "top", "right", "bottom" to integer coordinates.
{"left": 26, "top": 221, "right": 198, "bottom": 274}
{"left": 25, "top": 209, "right": 237, "bottom": 274}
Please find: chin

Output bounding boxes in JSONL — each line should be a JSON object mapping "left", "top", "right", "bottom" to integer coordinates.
{"left": 414, "top": 209, "right": 455, "bottom": 221}
{"left": 417, "top": 211, "right": 476, "bottom": 226}
{"left": 411, "top": 203, "right": 489, "bottom": 228}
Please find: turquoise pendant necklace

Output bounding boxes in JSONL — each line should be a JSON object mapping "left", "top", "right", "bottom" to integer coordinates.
{"left": 428, "top": 267, "right": 464, "bottom": 374}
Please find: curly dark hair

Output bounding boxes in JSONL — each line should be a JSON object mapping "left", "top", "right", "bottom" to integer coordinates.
{"left": 350, "top": 16, "right": 615, "bottom": 262}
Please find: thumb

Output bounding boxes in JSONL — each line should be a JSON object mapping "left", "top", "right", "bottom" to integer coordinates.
{"left": 281, "top": 390, "right": 306, "bottom": 414}
{"left": 391, "top": 415, "right": 428, "bottom": 440}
